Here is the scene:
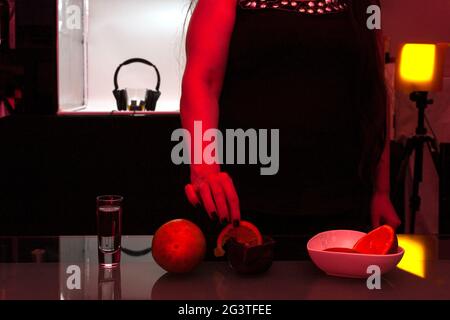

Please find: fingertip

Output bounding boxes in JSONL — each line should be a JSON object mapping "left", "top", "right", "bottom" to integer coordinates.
{"left": 185, "top": 184, "right": 200, "bottom": 207}
{"left": 198, "top": 182, "right": 217, "bottom": 217}
{"left": 185, "top": 183, "right": 193, "bottom": 193}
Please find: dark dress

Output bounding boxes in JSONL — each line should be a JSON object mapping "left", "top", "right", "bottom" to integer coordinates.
{"left": 218, "top": 0, "right": 372, "bottom": 235}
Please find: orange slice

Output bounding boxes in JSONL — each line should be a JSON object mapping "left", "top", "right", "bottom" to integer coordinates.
{"left": 214, "top": 221, "right": 263, "bottom": 257}
{"left": 353, "top": 225, "right": 398, "bottom": 255}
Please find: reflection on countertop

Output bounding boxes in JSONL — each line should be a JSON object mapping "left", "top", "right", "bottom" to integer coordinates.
{"left": 1, "top": 235, "right": 450, "bottom": 300}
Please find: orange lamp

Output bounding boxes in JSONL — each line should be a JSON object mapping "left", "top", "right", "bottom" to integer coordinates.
{"left": 396, "top": 42, "right": 448, "bottom": 93}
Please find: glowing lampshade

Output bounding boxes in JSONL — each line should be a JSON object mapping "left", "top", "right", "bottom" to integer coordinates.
{"left": 396, "top": 43, "right": 448, "bottom": 93}
{"left": 400, "top": 44, "right": 436, "bottom": 82}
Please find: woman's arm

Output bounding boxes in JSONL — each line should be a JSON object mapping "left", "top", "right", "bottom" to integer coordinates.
{"left": 181, "top": 0, "right": 240, "bottom": 224}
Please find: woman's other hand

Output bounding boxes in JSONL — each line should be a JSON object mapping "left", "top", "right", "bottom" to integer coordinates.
{"left": 371, "top": 193, "right": 401, "bottom": 230}
{"left": 185, "top": 167, "right": 240, "bottom": 225}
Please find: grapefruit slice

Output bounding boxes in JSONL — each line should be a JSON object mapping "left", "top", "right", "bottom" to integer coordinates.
{"left": 353, "top": 225, "right": 398, "bottom": 255}
{"left": 214, "top": 221, "right": 263, "bottom": 257}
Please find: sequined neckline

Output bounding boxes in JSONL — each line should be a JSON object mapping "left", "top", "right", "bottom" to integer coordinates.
{"left": 239, "top": 0, "right": 349, "bottom": 15}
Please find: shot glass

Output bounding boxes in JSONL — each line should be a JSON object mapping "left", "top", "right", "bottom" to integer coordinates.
{"left": 98, "top": 266, "right": 122, "bottom": 300}
{"left": 96, "top": 195, "right": 123, "bottom": 268}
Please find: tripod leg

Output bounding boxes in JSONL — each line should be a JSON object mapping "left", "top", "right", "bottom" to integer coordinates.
{"left": 426, "top": 139, "right": 441, "bottom": 176}
{"left": 410, "top": 140, "right": 425, "bottom": 233}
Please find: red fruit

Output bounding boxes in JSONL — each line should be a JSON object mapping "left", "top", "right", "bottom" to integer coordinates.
{"left": 152, "top": 219, "right": 206, "bottom": 273}
{"left": 214, "top": 221, "right": 263, "bottom": 257}
{"left": 353, "top": 225, "right": 398, "bottom": 255}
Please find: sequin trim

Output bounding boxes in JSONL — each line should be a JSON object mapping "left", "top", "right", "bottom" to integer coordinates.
{"left": 239, "top": 0, "right": 349, "bottom": 15}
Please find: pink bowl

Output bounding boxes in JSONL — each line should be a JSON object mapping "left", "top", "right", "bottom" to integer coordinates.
{"left": 307, "top": 230, "right": 404, "bottom": 278}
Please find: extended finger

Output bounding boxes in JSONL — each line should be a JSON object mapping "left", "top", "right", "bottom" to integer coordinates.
{"left": 385, "top": 214, "right": 401, "bottom": 230}
{"left": 209, "top": 176, "right": 230, "bottom": 224}
{"left": 219, "top": 172, "right": 240, "bottom": 225}
{"left": 198, "top": 182, "right": 217, "bottom": 220}
{"left": 185, "top": 184, "right": 200, "bottom": 207}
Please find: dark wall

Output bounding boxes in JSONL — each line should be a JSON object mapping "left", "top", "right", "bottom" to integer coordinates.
{"left": 0, "top": 114, "right": 418, "bottom": 237}
{"left": 0, "top": 114, "right": 192, "bottom": 236}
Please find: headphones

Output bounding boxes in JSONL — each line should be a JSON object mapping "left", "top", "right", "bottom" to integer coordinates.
{"left": 113, "top": 58, "right": 161, "bottom": 111}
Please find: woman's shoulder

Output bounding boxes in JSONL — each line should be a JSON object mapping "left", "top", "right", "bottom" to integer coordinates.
{"left": 192, "top": 0, "right": 239, "bottom": 14}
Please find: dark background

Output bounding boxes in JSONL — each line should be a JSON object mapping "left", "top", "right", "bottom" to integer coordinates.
{"left": 1, "top": 114, "right": 421, "bottom": 236}
{"left": 0, "top": 114, "right": 193, "bottom": 236}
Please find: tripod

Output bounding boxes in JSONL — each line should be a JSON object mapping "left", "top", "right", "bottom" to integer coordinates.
{"left": 395, "top": 91, "right": 440, "bottom": 233}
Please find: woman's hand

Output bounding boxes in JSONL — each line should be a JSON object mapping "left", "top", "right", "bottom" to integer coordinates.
{"left": 185, "top": 166, "right": 240, "bottom": 225}
{"left": 371, "top": 192, "right": 401, "bottom": 230}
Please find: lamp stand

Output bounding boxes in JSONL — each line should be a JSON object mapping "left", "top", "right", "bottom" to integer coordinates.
{"left": 394, "top": 91, "right": 440, "bottom": 233}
